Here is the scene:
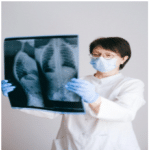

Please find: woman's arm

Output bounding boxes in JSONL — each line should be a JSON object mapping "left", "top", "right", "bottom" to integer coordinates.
{"left": 89, "top": 96, "right": 101, "bottom": 114}
{"left": 88, "top": 79, "right": 146, "bottom": 122}
{"left": 19, "top": 109, "right": 61, "bottom": 119}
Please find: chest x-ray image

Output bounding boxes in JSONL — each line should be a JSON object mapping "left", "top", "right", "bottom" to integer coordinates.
{"left": 4, "top": 35, "right": 85, "bottom": 114}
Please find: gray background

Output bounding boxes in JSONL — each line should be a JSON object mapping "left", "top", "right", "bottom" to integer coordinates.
{"left": 1, "top": 2, "right": 148, "bottom": 150}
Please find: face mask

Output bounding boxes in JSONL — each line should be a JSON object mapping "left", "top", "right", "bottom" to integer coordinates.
{"left": 90, "top": 56, "right": 117, "bottom": 73}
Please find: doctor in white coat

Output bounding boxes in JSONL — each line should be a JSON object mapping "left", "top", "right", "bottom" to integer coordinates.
{"left": 2, "top": 37, "right": 146, "bottom": 150}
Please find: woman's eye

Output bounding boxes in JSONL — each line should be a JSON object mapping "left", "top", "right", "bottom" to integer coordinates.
{"left": 93, "top": 54, "right": 99, "bottom": 57}
{"left": 106, "top": 54, "right": 112, "bottom": 57}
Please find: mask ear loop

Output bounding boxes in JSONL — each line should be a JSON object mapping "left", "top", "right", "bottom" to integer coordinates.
{"left": 89, "top": 54, "right": 94, "bottom": 59}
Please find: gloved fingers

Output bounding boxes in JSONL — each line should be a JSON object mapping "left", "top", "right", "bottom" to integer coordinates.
{"left": 68, "top": 80, "right": 95, "bottom": 92}
{"left": 65, "top": 82, "right": 87, "bottom": 92}
{"left": 65, "top": 85, "right": 85, "bottom": 94}
{"left": 65, "top": 83, "right": 85, "bottom": 94}
{"left": 66, "top": 81, "right": 87, "bottom": 89}
{"left": 1, "top": 80, "right": 8, "bottom": 84}
{"left": 2, "top": 83, "right": 12, "bottom": 88}
{"left": 2, "top": 86, "right": 16, "bottom": 92}
{"left": 2, "top": 86, "right": 16, "bottom": 97}
{"left": 71, "top": 78, "right": 89, "bottom": 84}
{"left": 70, "top": 78, "right": 91, "bottom": 85}
{"left": 65, "top": 86, "right": 82, "bottom": 95}
{"left": 1, "top": 80, "right": 9, "bottom": 85}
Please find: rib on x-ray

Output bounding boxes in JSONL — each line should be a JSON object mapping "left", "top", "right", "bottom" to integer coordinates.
{"left": 4, "top": 35, "right": 85, "bottom": 114}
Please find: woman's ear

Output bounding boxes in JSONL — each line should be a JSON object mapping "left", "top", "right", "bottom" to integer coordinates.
{"left": 121, "top": 56, "right": 129, "bottom": 64}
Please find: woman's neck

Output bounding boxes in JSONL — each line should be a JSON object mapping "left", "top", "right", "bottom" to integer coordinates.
{"left": 94, "top": 69, "right": 119, "bottom": 79}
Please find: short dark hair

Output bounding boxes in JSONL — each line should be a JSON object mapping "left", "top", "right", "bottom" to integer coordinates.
{"left": 89, "top": 37, "right": 131, "bottom": 70}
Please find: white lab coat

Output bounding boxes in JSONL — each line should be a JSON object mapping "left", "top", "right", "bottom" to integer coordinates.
{"left": 19, "top": 72, "right": 146, "bottom": 150}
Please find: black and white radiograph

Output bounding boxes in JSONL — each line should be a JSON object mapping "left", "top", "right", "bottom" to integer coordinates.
{"left": 4, "top": 35, "right": 85, "bottom": 114}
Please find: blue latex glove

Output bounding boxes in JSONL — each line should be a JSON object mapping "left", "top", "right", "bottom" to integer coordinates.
{"left": 1, "top": 80, "right": 16, "bottom": 97}
{"left": 65, "top": 78, "right": 99, "bottom": 103}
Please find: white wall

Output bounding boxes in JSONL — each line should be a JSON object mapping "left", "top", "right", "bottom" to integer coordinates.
{"left": 1, "top": 2, "right": 148, "bottom": 150}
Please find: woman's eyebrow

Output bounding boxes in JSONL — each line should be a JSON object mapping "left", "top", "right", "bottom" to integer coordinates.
{"left": 105, "top": 52, "right": 113, "bottom": 55}
{"left": 93, "top": 52, "right": 114, "bottom": 55}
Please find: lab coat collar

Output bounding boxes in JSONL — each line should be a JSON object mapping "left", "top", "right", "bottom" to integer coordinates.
{"left": 91, "top": 72, "right": 123, "bottom": 84}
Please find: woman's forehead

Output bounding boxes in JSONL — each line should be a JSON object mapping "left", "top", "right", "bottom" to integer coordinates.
{"left": 93, "top": 46, "right": 117, "bottom": 54}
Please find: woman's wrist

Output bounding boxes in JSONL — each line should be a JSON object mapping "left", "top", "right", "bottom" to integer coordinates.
{"left": 89, "top": 96, "right": 101, "bottom": 114}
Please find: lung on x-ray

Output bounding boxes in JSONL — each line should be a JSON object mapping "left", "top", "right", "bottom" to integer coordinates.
{"left": 4, "top": 35, "right": 85, "bottom": 114}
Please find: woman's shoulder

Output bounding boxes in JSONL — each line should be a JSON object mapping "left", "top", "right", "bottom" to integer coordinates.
{"left": 79, "top": 74, "right": 144, "bottom": 88}
{"left": 117, "top": 75, "right": 145, "bottom": 93}
{"left": 79, "top": 74, "right": 144, "bottom": 87}
{"left": 120, "top": 74, "right": 144, "bottom": 86}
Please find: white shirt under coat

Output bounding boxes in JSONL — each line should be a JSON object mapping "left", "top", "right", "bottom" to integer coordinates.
{"left": 20, "top": 72, "right": 146, "bottom": 150}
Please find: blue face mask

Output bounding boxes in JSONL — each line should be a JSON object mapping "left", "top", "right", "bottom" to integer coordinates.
{"left": 90, "top": 56, "right": 118, "bottom": 73}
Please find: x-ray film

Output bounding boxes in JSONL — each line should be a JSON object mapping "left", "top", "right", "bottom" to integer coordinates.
{"left": 4, "top": 35, "right": 85, "bottom": 114}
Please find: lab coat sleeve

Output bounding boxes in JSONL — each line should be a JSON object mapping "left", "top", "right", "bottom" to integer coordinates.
{"left": 19, "top": 108, "right": 61, "bottom": 119}
{"left": 88, "top": 79, "right": 146, "bottom": 122}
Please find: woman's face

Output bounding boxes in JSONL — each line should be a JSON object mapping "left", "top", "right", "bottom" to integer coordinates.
{"left": 92, "top": 46, "right": 129, "bottom": 70}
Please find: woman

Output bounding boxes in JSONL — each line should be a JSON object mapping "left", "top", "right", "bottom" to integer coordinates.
{"left": 2, "top": 37, "right": 146, "bottom": 150}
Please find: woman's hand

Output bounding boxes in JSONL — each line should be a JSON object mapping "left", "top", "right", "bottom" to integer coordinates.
{"left": 65, "top": 78, "right": 100, "bottom": 103}
{"left": 1, "top": 80, "right": 16, "bottom": 97}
